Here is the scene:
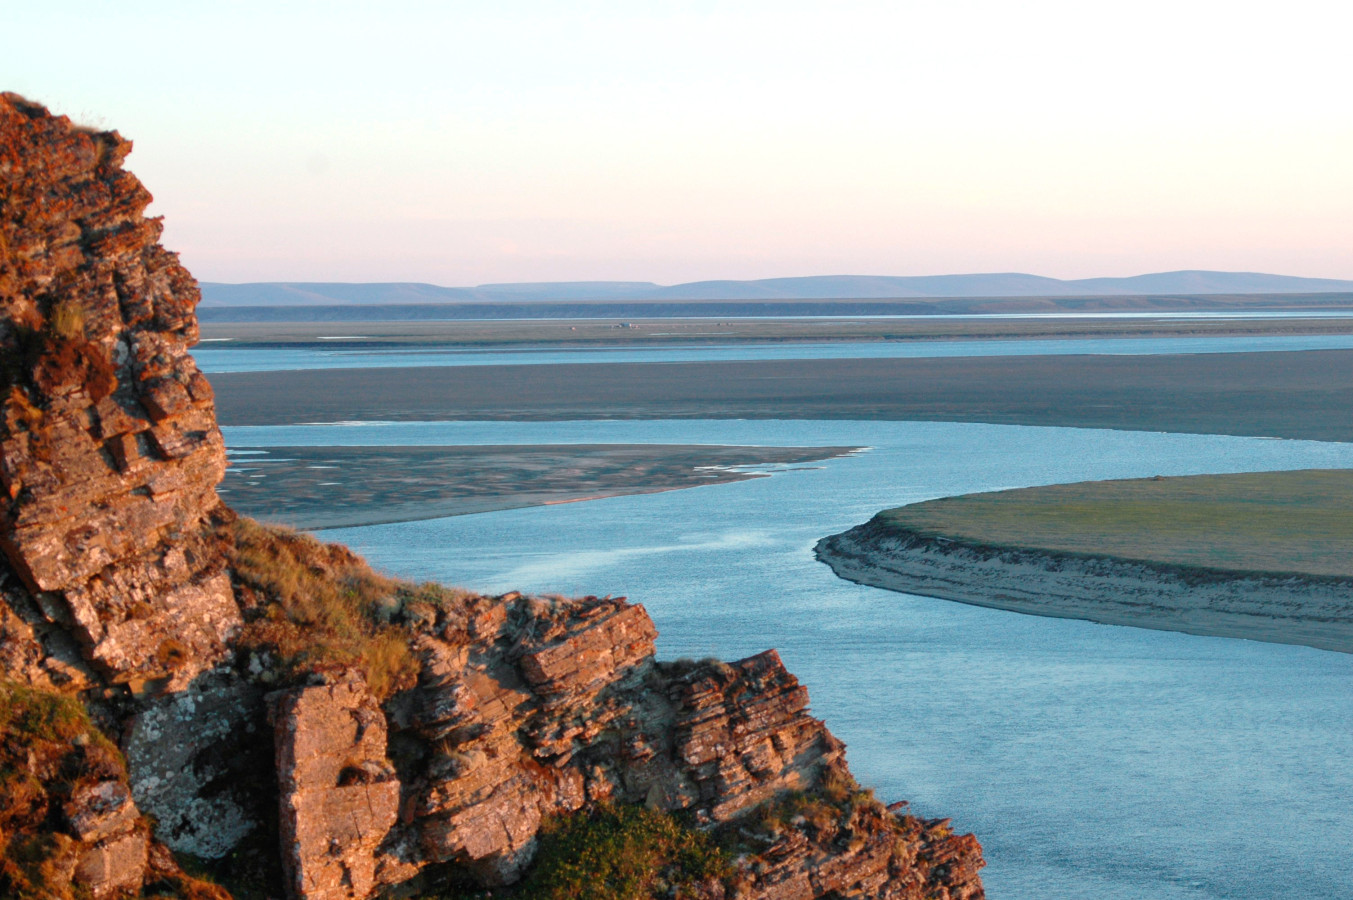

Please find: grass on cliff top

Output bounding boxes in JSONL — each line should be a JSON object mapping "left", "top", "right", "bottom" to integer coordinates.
{"left": 0, "top": 683, "right": 124, "bottom": 823}
{"left": 875, "top": 468, "right": 1353, "bottom": 578}
{"left": 229, "top": 517, "right": 472, "bottom": 700}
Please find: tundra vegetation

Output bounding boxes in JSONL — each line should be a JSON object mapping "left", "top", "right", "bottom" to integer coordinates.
{"left": 227, "top": 517, "right": 473, "bottom": 700}
{"left": 875, "top": 469, "right": 1353, "bottom": 578}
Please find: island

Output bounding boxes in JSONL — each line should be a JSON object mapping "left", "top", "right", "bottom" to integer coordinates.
{"left": 816, "top": 469, "right": 1353, "bottom": 654}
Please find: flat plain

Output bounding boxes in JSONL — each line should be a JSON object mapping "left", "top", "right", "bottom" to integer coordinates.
{"left": 196, "top": 290, "right": 1353, "bottom": 327}
{"left": 199, "top": 311, "right": 1353, "bottom": 347}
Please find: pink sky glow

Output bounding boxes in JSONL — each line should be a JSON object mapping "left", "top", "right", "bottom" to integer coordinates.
{"left": 6, "top": 2, "right": 1351, "bottom": 285}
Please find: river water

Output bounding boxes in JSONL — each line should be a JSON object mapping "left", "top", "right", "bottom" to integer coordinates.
{"left": 222, "top": 417, "right": 1353, "bottom": 899}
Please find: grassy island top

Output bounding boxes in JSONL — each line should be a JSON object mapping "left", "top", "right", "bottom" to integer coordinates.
{"left": 875, "top": 469, "right": 1353, "bottom": 578}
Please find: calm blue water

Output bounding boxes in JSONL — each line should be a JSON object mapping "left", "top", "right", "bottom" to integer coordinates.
{"left": 194, "top": 333, "right": 1353, "bottom": 373}
{"left": 223, "top": 419, "right": 1353, "bottom": 899}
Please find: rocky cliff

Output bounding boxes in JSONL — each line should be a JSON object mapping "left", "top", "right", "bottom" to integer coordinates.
{"left": 0, "top": 92, "right": 235, "bottom": 699}
{"left": 0, "top": 94, "right": 984, "bottom": 900}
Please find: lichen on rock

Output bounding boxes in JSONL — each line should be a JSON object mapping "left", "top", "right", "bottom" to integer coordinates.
{"left": 0, "top": 680, "right": 229, "bottom": 900}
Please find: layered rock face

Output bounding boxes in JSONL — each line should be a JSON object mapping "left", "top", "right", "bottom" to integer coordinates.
{"left": 0, "top": 94, "right": 985, "bottom": 900}
{"left": 267, "top": 591, "right": 984, "bottom": 899}
{"left": 0, "top": 92, "right": 236, "bottom": 694}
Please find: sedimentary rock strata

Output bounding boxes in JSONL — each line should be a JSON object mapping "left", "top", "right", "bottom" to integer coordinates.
{"left": 259, "top": 589, "right": 984, "bottom": 899}
{"left": 1, "top": 92, "right": 236, "bottom": 693}
{"left": 0, "top": 93, "right": 985, "bottom": 900}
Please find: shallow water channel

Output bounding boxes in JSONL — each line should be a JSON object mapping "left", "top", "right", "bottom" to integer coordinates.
{"left": 222, "top": 418, "right": 1353, "bottom": 899}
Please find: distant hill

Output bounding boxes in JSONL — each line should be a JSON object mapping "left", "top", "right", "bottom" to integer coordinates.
{"left": 199, "top": 270, "right": 1353, "bottom": 306}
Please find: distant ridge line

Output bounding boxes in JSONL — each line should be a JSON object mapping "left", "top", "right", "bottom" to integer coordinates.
{"left": 197, "top": 292, "right": 1353, "bottom": 324}
{"left": 199, "top": 270, "right": 1353, "bottom": 308}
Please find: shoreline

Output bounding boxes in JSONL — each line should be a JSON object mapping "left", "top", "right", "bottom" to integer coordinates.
{"left": 814, "top": 521, "right": 1353, "bottom": 654}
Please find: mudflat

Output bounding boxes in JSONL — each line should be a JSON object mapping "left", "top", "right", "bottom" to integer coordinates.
{"left": 220, "top": 444, "right": 859, "bottom": 529}
{"left": 211, "top": 347, "right": 1353, "bottom": 442}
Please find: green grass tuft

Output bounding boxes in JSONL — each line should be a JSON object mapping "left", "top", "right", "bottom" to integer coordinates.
{"left": 229, "top": 518, "right": 477, "bottom": 700}
{"left": 515, "top": 804, "right": 731, "bottom": 900}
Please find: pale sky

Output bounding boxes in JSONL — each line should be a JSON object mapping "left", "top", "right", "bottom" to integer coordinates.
{"left": 5, "top": 1, "right": 1352, "bottom": 285}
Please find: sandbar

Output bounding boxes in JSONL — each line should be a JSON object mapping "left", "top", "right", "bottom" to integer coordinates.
{"left": 221, "top": 443, "right": 860, "bottom": 529}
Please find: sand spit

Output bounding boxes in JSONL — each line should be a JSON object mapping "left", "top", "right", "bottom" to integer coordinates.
{"left": 815, "top": 522, "right": 1353, "bottom": 654}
